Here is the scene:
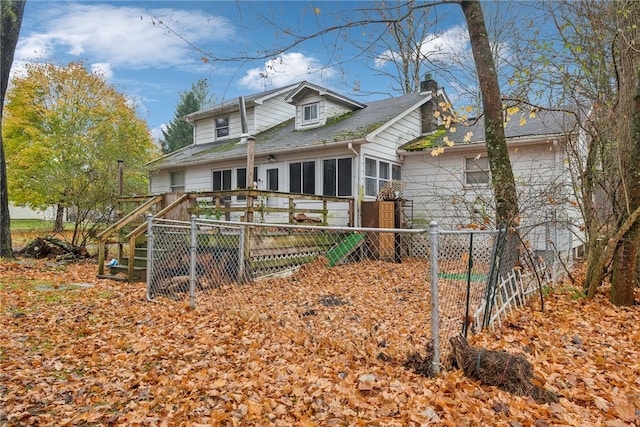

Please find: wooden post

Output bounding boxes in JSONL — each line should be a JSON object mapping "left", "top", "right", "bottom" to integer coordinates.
{"left": 322, "top": 200, "right": 328, "bottom": 224}
{"left": 246, "top": 135, "right": 255, "bottom": 223}
{"left": 117, "top": 159, "right": 124, "bottom": 196}
{"left": 288, "top": 197, "right": 295, "bottom": 223}
{"left": 239, "top": 95, "right": 255, "bottom": 223}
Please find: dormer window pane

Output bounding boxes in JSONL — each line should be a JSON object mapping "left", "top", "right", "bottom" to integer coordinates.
{"left": 215, "top": 117, "right": 229, "bottom": 138}
{"left": 303, "top": 103, "right": 318, "bottom": 123}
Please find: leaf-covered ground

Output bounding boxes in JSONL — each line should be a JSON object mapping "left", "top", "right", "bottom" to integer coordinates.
{"left": 1, "top": 259, "right": 639, "bottom": 426}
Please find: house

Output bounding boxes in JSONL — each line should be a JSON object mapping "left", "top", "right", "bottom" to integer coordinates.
{"left": 400, "top": 108, "right": 583, "bottom": 229}
{"left": 147, "top": 79, "right": 583, "bottom": 249}
{"left": 148, "top": 78, "right": 447, "bottom": 225}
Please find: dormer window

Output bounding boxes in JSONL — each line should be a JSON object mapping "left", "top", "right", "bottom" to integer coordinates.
{"left": 215, "top": 117, "right": 229, "bottom": 138}
{"left": 302, "top": 102, "right": 319, "bottom": 124}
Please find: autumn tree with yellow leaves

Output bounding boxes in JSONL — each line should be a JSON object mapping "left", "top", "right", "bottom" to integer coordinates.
{"left": 3, "top": 62, "right": 158, "bottom": 246}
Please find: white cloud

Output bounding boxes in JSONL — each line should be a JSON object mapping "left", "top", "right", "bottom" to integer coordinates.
{"left": 16, "top": 3, "right": 234, "bottom": 70}
{"left": 239, "top": 52, "right": 335, "bottom": 90}
{"left": 375, "top": 25, "right": 471, "bottom": 68}
{"left": 91, "top": 63, "right": 113, "bottom": 80}
{"left": 151, "top": 125, "right": 167, "bottom": 148}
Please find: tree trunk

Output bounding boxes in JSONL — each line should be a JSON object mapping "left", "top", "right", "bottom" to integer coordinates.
{"left": 460, "top": 0, "right": 519, "bottom": 226}
{"left": 54, "top": 204, "right": 64, "bottom": 232}
{"left": 0, "top": 0, "right": 26, "bottom": 259}
{"left": 610, "top": 1, "right": 640, "bottom": 306}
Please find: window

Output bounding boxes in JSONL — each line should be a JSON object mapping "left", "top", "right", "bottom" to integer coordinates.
{"left": 302, "top": 102, "right": 318, "bottom": 124}
{"left": 213, "top": 169, "right": 232, "bottom": 200}
{"left": 170, "top": 170, "right": 185, "bottom": 192}
{"left": 364, "top": 158, "right": 401, "bottom": 197}
{"left": 236, "top": 167, "right": 257, "bottom": 201}
{"left": 323, "top": 158, "right": 352, "bottom": 197}
{"left": 215, "top": 117, "right": 229, "bottom": 138}
{"left": 289, "top": 161, "right": 316, "bottom": 195}
{"left": 465, "top": 156, "right": 490, "bottom": 185}
{"left": 392, "top": 164, "right": 402, "bottom": 181}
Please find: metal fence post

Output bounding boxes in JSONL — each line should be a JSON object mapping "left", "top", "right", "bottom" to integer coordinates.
{"left": 189, "top": 215, "right": 197, "bottom": 309}
{"left": 146, "top": 214, "right": 154, "bottom": 301}
{"left": 239, "top": 225, "right": 246, "bottom": 281}
{"left": 463, "top": 231, "right": 474, "bottom": 338}
{"left": 429, "top": 221, "right": 440, "bottom": 375}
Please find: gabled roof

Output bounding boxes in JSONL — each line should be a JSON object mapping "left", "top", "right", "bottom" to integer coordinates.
{"left": 284, "top": 81, "right": 367, "bottom": 110}
{"left": 182, "top": 83, "right": 300, "bottom": 122}
{"left": 399, "top": 108, "right": 580, "bottom": 152}
{"left": 148, "top": 91, "right": 433, "bottom": 170}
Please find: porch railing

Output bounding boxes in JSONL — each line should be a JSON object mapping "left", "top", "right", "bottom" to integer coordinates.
{"left": 96, "top": 190, "right": 354, "bottom": 280}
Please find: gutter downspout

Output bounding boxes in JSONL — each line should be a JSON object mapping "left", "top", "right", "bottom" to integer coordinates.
{"left": 348, "top": 142, "right": 360, "bottom": 227}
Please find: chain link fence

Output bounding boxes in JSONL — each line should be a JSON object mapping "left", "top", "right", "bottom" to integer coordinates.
{"left": 146, "top": 217, "right": 573, "bottom": 370}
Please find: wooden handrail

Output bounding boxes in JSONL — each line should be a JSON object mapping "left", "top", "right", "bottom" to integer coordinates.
{"left": 98, "top": 190, "right": 355, "bottom": 280}
{"left": 124, "top": 193, "right": 191, "bottom": 281}
{"left": 97, "top": 195, "right": 163, "bottom": 275}
{"left": 97, "top": 195, "right": 163, "bottom": 239}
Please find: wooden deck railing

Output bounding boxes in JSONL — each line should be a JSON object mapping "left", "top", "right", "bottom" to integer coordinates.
{"left": 97, "top": 190, "right": 354, "bottom": 280}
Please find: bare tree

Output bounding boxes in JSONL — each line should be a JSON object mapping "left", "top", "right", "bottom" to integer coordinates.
{"left": 159, "top": 0, "right": 520, "bottom": 227}
{"left": 523, "top": 0, "right": 640, "bottom": 304}
{"left": 0, "top": 0, "right": 26, "bottom": 258}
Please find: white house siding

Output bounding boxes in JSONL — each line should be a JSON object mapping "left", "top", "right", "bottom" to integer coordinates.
{"left": 254, "top": 96, "right": 295, "bottom": 133}
{"left": 358, "top": 110, "right": 421, "bottom": 202}
{"left": 149, "top": 170, "right": 170, "bottom": 194}
{"left": 9, "top": 204, "right": 56, "bottom": 220}
{"left": 194, "top": 97, "right": 294, "bottom": 146}
{"left": 150, "top": 146, "right": 357, "bottom": 226}
{"left": 324, "top": 100, "right": 352, "bottom": 121}
{"left": 364, "top": 110, "right": 422, "bottom": 161}
{"left": 194, "top": 117, "right": 215, "bottom": 146}
{"left": 402, "top": 140, "right": 579, "bottom": 232}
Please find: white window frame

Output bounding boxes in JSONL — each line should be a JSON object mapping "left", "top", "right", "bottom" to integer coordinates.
{"left": 215, "top": 117, "right": 229, "bottom": 139}
{"left": 169, "top": 170, "right": 185, "bottom": 192}
{"left": 364, "top": 158, "right": 401, "bottom": 197}
{"left": 289, "top": 160, "right": 316, "bottom": 195}
{"left": 464, "top": 155, "right": 490, "bottom": 186}
{"left": 322, "top": 157, "right": 353, "bottom": 197}
{"left": 302, "top": 102, "right": 319, "bottom": 124}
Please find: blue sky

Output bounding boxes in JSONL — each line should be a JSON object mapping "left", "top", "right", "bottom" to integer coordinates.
{"left": 14, "top": 1, "right": 478, "bottom": 142}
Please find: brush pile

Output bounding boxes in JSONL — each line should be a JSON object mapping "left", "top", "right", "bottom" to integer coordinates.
{"left": 450, "top": 335, "right": 558, "bottom": 403}
{"left": 17, "top": 236, "right": 90, "bottom": 261}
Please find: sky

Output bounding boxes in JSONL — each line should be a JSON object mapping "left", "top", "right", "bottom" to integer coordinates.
{"left": 14, "top": 1, "right": 476, "bottom": 143}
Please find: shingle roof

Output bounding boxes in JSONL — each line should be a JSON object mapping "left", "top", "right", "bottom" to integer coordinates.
{"left": 149, "top": 91, "right": 431, "bottom": 169}
{"left": 399, "top": 108, "right": 581, "bottom": 152}
{"left": 182, "top": 83, "right": 300, "bottom": 122}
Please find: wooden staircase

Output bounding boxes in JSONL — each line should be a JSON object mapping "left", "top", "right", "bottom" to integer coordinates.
{"left": 96, "top": 193, "right": 192, "bottom": 282}
{"left": 98, "top": 243, "right": 148, "bottom": 282}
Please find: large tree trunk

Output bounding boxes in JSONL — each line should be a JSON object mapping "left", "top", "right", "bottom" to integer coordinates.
{"left": 460, "top": 0, "right": 519, "bottom": 226}
{"left": 0, "top": 0, "right": 26, "bottom": 259}
{"left": 461, "top": 0, "right": 520, "bottom": 282}
{"left": 610, "top": 3, "right": 640, "bottom": 305}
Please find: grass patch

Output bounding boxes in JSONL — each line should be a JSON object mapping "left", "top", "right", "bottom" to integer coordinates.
{"left": 0, "top": 277, "right": 85, "bottom": 305}
{"left": 96, "top": 290, "right": 113, "bottom": 299}
{"left": 11, "top": 219, "right": 73, "bottom": 232}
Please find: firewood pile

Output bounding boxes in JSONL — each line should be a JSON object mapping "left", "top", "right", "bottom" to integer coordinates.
{"left": 17, "top": 236, "right": 90, "bottom": 261}
{"left": 451, "top": 335, "right": 558, "bottom": 403}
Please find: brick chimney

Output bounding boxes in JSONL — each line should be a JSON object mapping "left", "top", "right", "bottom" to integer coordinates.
{"left": 420, "top": 73, "right": 438, "bottom": 94}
